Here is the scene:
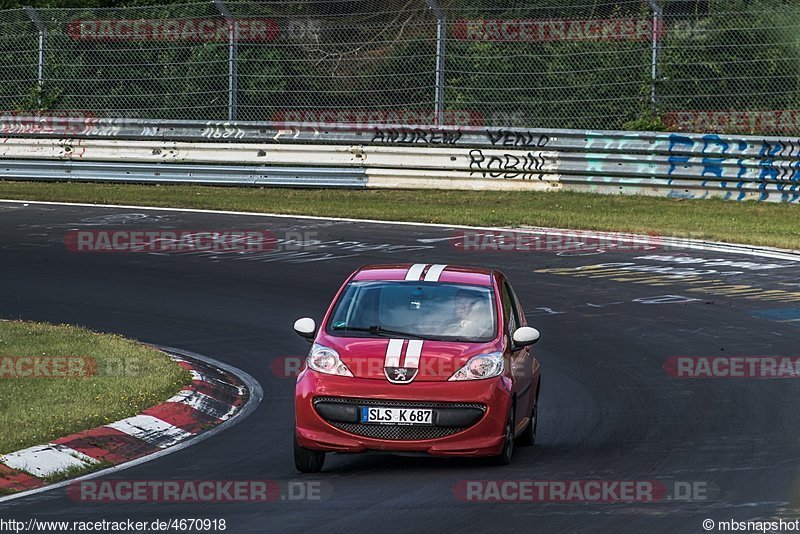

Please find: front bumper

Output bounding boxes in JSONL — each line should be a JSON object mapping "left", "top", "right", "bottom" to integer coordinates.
{"left": 295, "top": 370, "right": 512, "bottom": 457}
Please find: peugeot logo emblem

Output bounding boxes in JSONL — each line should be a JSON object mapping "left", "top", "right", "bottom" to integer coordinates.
{"left": 384, "top": 366, "right": 418, "bottom": 384}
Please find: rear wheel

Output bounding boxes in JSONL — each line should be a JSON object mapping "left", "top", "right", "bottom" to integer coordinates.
{"left": 294, "top": 435, "right": 325, "bottom": 473}
{"left": 491, "top": 405, "right": 515, "bottom": 466}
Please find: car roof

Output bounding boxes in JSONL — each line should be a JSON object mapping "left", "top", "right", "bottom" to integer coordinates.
{"left": 352, "top": 264, "right": 495, "bottom": 287}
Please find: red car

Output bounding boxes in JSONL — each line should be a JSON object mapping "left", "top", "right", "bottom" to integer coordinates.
{"left": 292, "top": 263, "right": 541, "bottom": 473}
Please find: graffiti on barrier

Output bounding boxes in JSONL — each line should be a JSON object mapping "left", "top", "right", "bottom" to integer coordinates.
{"left": 666, "top": 133, "right": 800, "bottom": 201}
{"left": 371, "top": 128, "right": 462, "bottom": 145}
{"left": 201, "top": 121, "right": 246, "bottom": 140}
{"left": 468, "top": 149, "right": 546, "bottom": 180}
{"left": 581, "top": 133, "right": 653, "bottom": 191}
{"left": 485, "top": 129, "right": 549, "bottom": 147}
{"left": 576, "top": 132, "right": 800, "bottom": 202}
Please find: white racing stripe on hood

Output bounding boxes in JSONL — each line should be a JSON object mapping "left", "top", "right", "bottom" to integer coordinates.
{"left": 385, "top": 338, "right": 404, "bottom": 368}
{"left": 405, "top": 263, "right": 427, "bottom": 281}
{"left": 423, "top": 264, "right": 447, "bottom": 282}
{"left": 403, "top": 340, "right": 423, "bottom": 369}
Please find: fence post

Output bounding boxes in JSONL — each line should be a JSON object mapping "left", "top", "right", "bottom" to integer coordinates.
{"left": 23, "top": 6, "right": 47, "bottom": 109}
{"left": 648, "top": 0, "right": 663, "bottom": 110}
{"left": 425, "top": 0, "right": 445, "bottom": 126}
{"left": 213, "top": 0, "right": 237, "bottom": 121}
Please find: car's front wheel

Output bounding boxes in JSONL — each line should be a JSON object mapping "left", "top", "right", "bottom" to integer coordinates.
{"left": 516, "top": 387, "right": 539, "bottom": 447}
{"left": 490, "top": 405, "right": 515, "bottom": 466}
{"left": 294, "top": 434, "right": 325, "bottom": 473}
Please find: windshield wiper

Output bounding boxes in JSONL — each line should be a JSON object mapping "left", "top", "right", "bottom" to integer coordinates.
{"left": 332, "top": 325, "right": 428, "bottom": 340}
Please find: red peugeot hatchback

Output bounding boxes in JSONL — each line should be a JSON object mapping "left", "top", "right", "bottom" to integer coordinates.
{"left": 292, "top": 263, "right": 541, "bottom": 472}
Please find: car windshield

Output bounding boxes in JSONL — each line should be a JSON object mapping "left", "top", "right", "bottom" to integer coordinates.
{"left": 327, "top": 281, "right": 497, "bottom": 342}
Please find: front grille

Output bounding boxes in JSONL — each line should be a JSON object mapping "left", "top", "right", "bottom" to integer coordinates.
{"left": 329, "top": 422, "right": 465, "bottom": 440}
{"left": 314, "top": 396, "right": 485, "bottom": 411}
{"left": 313, "top": 396, "right": 486, "bottom": 441}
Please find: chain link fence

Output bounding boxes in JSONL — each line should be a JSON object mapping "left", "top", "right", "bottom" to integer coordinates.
{"left": 0, "top": 0, "right": 798, "bottom": 134}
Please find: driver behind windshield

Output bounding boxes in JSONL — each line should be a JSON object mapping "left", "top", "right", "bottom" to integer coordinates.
{"left": 443, "top": 289, "right": 491, "bottom": 337}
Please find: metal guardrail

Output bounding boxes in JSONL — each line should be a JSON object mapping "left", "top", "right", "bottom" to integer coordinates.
{"left": 0, "top": 119, "right": 798, "bottom": 202}
{"left": 0, "top": 159, "right": 366, "bottom": 188}
{"left": 0, "top": 115, "right": 795, "bottom": 157}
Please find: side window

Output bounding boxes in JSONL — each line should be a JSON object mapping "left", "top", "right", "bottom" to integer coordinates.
{"left": 502, "top": 281, "right": 519, "bottom": 338}
{"left": 506, "top": 282, "right": 526, "bottom": 327}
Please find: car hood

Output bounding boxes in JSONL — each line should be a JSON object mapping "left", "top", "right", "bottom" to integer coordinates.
{"left": 317, "top": 335, "right": 499, "bottom": 382}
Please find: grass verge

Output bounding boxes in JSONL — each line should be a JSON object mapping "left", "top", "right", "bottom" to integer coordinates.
{"left": 0, "top": 181, "right": 798, "bottom": 250}
{"left": 0, "top": 319, "right": 191, "bottom": 455}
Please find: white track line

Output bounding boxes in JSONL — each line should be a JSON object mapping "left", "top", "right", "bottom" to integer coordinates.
{"left": 1, "top": 199, "right": 797, "bottom": 261}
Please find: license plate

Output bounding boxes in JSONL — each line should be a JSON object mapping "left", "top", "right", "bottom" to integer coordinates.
{"left": 361, "top": 406, "right": 433, "bottom": 425}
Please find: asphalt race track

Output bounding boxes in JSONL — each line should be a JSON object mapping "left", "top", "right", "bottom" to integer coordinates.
{"left": 1, "top": 200, "right": 800, "bottom": 533}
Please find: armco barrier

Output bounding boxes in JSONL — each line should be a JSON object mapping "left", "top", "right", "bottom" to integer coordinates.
{"left": 0, "top": 120, "right": 798, "bottom": 201}
{"left": 0, "top": 138, "right": 560, "bottom": 192}
{"left": 0, "top": 159, "right": 366, "bottom": 188}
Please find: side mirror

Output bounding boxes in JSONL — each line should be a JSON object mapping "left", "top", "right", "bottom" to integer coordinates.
{"left": 294, "top": 317, "right": 316, "bottom": 340}
{"left": 512, "top": 326, "right": 540, "bottom": 348}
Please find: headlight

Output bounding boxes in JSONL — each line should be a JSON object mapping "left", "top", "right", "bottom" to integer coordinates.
{"left": 307, "top": 343, "right": 353, "bottom": 377}
{"left": 448, "top": 352, "right": 504, "bottom": 381}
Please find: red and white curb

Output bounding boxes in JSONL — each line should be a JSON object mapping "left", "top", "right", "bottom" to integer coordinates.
{"left": 0, "top": 348, "right": 258, "bottom": 498}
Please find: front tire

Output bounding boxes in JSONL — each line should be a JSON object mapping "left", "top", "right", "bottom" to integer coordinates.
{"left": 491, "top": 406, "right": 515, "bottom": 466}
{"left": 294, "top": 435, "right": 325, "bottom": 473}
{"left": 516, "top": 390, "right": 538, "bottom": 447}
